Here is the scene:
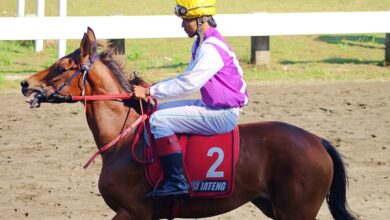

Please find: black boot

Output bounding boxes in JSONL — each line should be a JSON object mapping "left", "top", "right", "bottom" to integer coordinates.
{"left": 147, "top": 153, "right": 189, "bottom": 197}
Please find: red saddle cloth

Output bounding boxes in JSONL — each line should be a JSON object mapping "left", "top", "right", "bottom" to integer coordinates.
{"left": 144, "top": 127, "right": 240, "bottom": 198}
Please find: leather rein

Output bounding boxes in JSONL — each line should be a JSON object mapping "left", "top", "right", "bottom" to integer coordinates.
{"left": 49, "top": 49, "right": 154, "bottom": 169}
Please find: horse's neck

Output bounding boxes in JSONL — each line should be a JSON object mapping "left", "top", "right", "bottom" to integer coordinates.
{"left": 84, "top": 64, "right": 138, "bottom": 149}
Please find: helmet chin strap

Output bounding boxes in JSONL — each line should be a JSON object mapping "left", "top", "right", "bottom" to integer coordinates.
{"left": 196, "top": 17, "right": 204, "bottom": 45}
{"left": 196, "top": 16, "right": 211, "bottom": 45}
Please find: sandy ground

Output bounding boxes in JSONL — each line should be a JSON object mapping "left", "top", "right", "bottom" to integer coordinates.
{"left": 1, "top": 81, "right": 389, "bottom": 220}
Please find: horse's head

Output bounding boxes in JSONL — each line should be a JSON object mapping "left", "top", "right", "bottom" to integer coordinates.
{"left": 21, "top": 27, "right": 99, "bottom": 108}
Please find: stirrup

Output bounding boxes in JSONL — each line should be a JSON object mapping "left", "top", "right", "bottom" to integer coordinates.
{"left": 145, "top": 188, "right": 189, "bottom": 198}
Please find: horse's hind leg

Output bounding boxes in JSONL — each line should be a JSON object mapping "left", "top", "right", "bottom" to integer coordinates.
{"left": 251, "top": 197, "right": 275, "bottom": 219}
{"left": 271, "top": 181, "right": 328, "bottom": 220}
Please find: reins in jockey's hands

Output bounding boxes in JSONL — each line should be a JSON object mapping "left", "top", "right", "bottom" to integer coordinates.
{"left": 133, "top": 86, "right": 151, "bottom": 99}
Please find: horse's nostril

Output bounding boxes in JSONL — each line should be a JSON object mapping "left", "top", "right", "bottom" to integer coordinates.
{"left": 21, "top": 80, "right": 29, "bottom": 88}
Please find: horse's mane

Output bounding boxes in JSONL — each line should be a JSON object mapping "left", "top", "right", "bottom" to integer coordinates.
{"left": 98, "top": 48, "right": 151, "bottom": 114}
{"left": 98, "top": 48, "right": 149, "bottom": 92}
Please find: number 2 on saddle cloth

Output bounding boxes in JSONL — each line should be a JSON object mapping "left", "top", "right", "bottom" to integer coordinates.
{"left": 143, "top": 118, "right": 240, "bottom": 198}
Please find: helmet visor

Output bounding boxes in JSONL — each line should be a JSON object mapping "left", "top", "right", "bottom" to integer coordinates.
{"left": 174, "top": 5, "right": 188, "bottom": 17}
{"left": 174, "top": 4, "right": 216, "bottom": 18}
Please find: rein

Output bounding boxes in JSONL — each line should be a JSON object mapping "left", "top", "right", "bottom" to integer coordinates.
{"left": 71, "top": 94, "right": 134, "bottom": 101}
{"left": 83, "top": 98, "right": 156, "bottom": 169}
{"left": 83, "top": 113, "right": 148, "bottom": 169}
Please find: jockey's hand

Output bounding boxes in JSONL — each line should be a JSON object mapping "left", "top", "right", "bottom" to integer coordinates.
{"left": 133, "top": 86, "right": 150, "bottom": 99}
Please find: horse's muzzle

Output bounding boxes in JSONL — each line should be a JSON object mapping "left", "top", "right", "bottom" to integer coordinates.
{"left": 24, "top": 89, "right": 47, "bottom": 108}
{"left": 21, "top": 80, "right": 47, "bottom": 108}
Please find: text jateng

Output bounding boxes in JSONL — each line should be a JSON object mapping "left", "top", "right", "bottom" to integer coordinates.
{"left": 191, "top": 180, "right": 228, "bottom": 192}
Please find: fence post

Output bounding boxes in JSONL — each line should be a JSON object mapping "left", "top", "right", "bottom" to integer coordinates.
{"left": 251, "top": 36, "right": 270, "bottom": 67}
{"left": 35, "top": 0, "right": 45, "bottom": 53}
{"left": 58, "top": 0, "right": 67, "bottom": 58}
{"left": 108, "top": 39, "right": 126, "bottom": 55}
{"left": 17, "top": 0, "right": 25, "bottom": 17}
{"left": 385, "top": 33, "right": 390, "bottom": 66}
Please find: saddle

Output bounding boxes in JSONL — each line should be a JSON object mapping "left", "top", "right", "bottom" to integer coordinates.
{"left": 144, "top": 127, "right": 240, "bottom": 198}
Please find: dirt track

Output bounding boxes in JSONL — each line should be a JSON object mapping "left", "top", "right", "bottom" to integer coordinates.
{"left": 1, "top": 81, "right": 389, "bottom": 220}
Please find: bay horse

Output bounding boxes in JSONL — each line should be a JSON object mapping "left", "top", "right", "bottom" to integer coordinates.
{"left": 21, "top": 27, "right": 355, "bottom": 220}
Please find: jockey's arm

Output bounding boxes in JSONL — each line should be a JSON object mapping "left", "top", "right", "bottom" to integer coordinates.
{"left": 150, "top": 44, "right": 223, "bottom": 99}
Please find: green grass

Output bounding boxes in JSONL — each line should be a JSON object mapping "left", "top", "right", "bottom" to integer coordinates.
{"left": 1, "top": 0, "right": 390, "bottom": 89}
{"left": 1, "top": 0, "right": 389, "bottom": 16}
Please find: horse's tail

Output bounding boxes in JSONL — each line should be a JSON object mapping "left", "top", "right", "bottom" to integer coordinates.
{"left": 321, "top": 139, "right": 356, "bottom": 220}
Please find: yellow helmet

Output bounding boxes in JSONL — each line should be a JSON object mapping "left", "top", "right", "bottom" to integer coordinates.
{"left": 175, "top": 0, "right": 216, "bottom": 19}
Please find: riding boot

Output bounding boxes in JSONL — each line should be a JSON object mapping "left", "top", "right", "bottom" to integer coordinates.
{"left": 146, "top": 135, "right": 189, "bottom": 197}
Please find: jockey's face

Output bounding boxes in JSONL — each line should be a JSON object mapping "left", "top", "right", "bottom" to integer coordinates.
{"left": 181, "top": 18, "right": 198, "bottom": 38}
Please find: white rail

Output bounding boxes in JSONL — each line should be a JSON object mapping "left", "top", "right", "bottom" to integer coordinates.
{"left": 1, "top": 12, "right": 390, "bottom": 40}
{"left": 1, "top": 12, "right": 389, "bottom": 63}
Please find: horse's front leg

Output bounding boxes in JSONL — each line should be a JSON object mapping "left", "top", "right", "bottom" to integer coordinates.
{"left": 99, "top": 168, "right": 153, "bottom": 220}
{"left": 112, "top": 209, "right": 131, "bottom": 220}
{"left": 103, "top": 198, "right": 152, "bottom": 220}
{"left": 111, "top": 205, "right": 153, "bottom": 220}
{"left": 112, "top": 204, "right": 154, "bottom": 220}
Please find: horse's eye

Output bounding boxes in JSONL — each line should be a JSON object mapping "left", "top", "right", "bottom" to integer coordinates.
{"left": 55, "top": 66, "right": 66, "bottom": 74}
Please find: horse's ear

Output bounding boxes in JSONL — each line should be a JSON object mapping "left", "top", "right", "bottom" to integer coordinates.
{"left": 79, "top": 33, "right": 91, "bottom": 58}
{"left": 79, "top": 27, "right": 97, "bottom": 60}
{"left": 86, "top": 27, "right": 96, "bottom": 43}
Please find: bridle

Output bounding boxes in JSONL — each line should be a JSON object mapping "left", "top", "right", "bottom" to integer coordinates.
{"left": 45, "top": 49, "right": 155, "bottom": 168}
{"left": 44, "top": 49, "right": 136, "bottom": 103}
{"left": 45, "top": 49, "right": 100, "bottom": 104}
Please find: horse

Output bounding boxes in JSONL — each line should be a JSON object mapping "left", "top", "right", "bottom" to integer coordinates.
{"left": 20, "top": 27, "right": 355, "bottom": 220}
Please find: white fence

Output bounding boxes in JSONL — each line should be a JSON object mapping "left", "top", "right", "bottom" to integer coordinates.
{"left": 1, "top": 11, "right": 390, "bottom": 65}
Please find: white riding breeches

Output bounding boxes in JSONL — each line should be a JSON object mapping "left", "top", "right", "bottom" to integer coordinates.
{"left": 150, "top": 100, "right": 239, "bottom": 139}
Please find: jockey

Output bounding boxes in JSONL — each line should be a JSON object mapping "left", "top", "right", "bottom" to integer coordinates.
{"left": 134, "top": 0, "right": 248, "bottom": 197}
